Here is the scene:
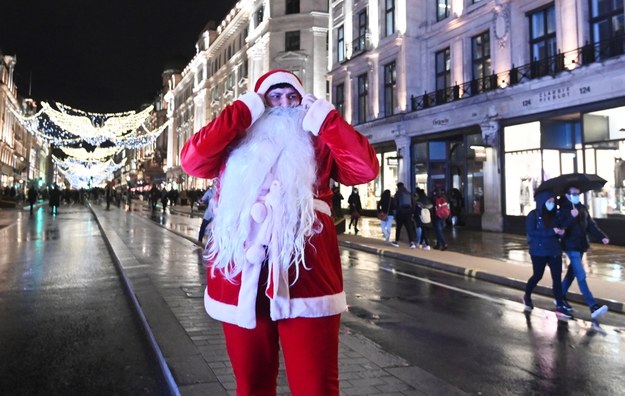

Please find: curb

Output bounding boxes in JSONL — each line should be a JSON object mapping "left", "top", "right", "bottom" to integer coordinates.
{"left": 87, "top": 202, "right": 181, "bottom": 396}
{"left": 339, "top": 239, "right": 625, "bottom": 315}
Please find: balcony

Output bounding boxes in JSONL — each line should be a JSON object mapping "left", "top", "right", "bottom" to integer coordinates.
{"left": 351, "top": 33, "right": 371, "bottom": 58}
{"left": 410, "top": 34, "right": 625, "bottom": 112}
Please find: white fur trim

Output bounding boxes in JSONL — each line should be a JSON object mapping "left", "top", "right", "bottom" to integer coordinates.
{"left": 313, "top": 199, "right": 331, "bottom": 217}
{"left": 235, "top": 262, "right": 262, "bottom": 328}
{"left": 282, "top": 292, "right": 348, "bottom": 320}
{"left": 205, "top": 287, "right": 347, "bottom": 327}
{"left": 302, "top": 99, "right": 335, "bottom": 136}
{"left": 256, "top": 71, "right": 305, "bottom": 97}
{"left": 237, "top": 92, "right": 265, "bottom": 125}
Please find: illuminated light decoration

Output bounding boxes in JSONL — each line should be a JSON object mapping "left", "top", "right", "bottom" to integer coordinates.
{"left": 10, "top": 101, "right": 168, "bottom": 189}
{"left": 59, "top": 146, "right": 120, "bottom": 161}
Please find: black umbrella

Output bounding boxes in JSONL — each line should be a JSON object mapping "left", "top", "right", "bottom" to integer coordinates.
{"left": 535, "top": 173, "right": 607, "bottom": 195}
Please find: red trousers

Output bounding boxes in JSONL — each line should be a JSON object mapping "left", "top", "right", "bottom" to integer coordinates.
{"left": 222, "top": 293, "right": 341, "bottom": 396}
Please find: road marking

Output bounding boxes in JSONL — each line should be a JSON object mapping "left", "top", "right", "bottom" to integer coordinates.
{"left": 380, "top": 266, "right": 508, "bottom": 305}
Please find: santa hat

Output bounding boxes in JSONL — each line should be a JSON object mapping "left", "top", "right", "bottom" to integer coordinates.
{"left": 254, "top": 69, "right": 305, "bottom": 97}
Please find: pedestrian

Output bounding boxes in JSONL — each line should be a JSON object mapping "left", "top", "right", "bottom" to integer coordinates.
{"left": 376, "top": 189, "right": 395, "bottom": 243}
{"left": 391, "top": 182, "right": 417, "bottom": 248}
{"left": 522, "top": 190, "right": 572, "bottom": 319}
{"left": 160, "top": 189, "right": 169, "bottom": 211}
{"left": 27, "top": 184, "right": 38, "bottom": 215}
{"left": 150, "top": 184, "right": 160, "bottom": 211}
{"left": 197, "top": 186, "right": 215, "bottom": 243}
{"left": 105, "top": 182, "right": 113, "bottom": 210}
{"left": 331, "top": 185, "right": 344, "bottom": 219}
{"left": 414, "top": 188, "right": 433, "bottom": 250}
{"left": 180, "top": 68, "right": 379, "bottom": 395}
{"left": 347, "top": 187, "right": 362, "bottom": 234}
{"left": 558, "top": 185, "right": 609, "bottom": 320}
{"left": 432, "top": 189, "right": 449, "bottom": 250}
{"left": 449, "top": 187, "right": 464, "bottom": 226}
{"left": 49, "top": 183, "right": 60, "bottom": 215}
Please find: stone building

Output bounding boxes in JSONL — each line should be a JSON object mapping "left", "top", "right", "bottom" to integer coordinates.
{"left": 166, "top": 0, "right": 329, "bottom": 190}
{"left": 327, "top": 0, "right": 625, "bottom": 242}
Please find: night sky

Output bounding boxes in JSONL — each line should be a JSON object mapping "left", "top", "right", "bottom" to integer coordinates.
{"left": 1, "top": 0, "right": 237, "bottom": 113}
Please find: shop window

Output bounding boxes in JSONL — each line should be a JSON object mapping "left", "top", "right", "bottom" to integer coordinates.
{"left": 429, "top": 141, "right": 446, "bottom": 160}
{"left": 583, "top": 113, "right": 609, "bottom": 142}
{"left": 541, "top": 120, "right": 579, "bottom": 149}
{"left": 505, "top": 150, "right": 542, "bottom": 216}
{"left": 504, "top": 122, "right": 541, "bottom": 151}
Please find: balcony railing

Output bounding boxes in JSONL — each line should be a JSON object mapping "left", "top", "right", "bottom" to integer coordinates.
{"left": 351, "top": 34, "right": 371, "bottom": 57}
{"left": 410, "top": 34, "right": 625, "bottom": 111}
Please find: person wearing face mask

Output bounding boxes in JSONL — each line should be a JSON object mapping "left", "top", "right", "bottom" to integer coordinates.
{"left": 522, "top": 190, "right": 572, "bottom": 319}
{"left": 557, "top": 186, "right": 610, "bottom": 320}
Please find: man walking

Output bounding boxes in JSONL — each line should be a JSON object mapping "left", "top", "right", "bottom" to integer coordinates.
{"left": 559, "top": 185, "right": 609, "bottom": 319}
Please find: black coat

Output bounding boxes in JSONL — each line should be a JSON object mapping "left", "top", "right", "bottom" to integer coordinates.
{"left": 558, "top": 198, "right": 607, "bottom": 253}
{"left": 526, "top": 191, "right": 561, "bottom": 256}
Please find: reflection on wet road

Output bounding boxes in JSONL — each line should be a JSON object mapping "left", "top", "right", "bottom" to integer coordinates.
{"left": 340, "top": 248, "right": 625, "bottom": 395}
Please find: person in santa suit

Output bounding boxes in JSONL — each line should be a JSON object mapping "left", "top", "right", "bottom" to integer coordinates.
{"left": 180, "top": 69, "right": 379, "bottom": 396}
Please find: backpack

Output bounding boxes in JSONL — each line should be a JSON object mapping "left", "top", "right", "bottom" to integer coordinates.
{"left": 398, "top": 191, "right": 413, "bottom": 208}
{"left": 419, "top": 207, "right": 431, "bottom": 224}
{"left": 435, "top": 197, "right": 451, "bottom": 219}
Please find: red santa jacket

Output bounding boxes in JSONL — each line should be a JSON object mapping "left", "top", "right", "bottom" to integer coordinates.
{"left": 180, "top": 93, "right": 379, "bottom": 328}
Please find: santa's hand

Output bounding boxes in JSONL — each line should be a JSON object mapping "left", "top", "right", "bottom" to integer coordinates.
{"left": 301, "top": 93, "right": 317, "bottom": 110}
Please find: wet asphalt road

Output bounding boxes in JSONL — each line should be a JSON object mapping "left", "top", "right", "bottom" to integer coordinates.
{"left": 340, "top": 248, "right": 625, "bottom": 396}
{"left": 0, "top": 206, "right": 168, "bottom": 395}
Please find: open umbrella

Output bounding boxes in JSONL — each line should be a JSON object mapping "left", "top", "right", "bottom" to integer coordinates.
{"left": 535, "top": 173, "right": 607, "bottom": 195}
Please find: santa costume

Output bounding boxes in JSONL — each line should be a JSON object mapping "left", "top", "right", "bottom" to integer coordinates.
{"left": 180, "top": 69, "right": 379, "bottom": 396}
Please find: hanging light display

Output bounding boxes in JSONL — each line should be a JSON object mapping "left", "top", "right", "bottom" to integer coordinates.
{"left": 12, "top": 101, "right": 168, "bottom": 189}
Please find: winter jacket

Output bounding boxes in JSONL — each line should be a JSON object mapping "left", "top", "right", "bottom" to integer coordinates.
{"left": 526, "top": 191, "right": 561, "bottom": 257}
{"left": 558, "top": 197, "right": 607, "bottom": 253}
{"left": 377, "top": 195, "right": 396, "bottom": 216}
{"left": 414, "top": 196, "right": 433, "bottom": 227}
{"left": 180, "top": 92, "right": 379, "bottom": 328}
{"left": 199, "top": 188, "right": 215, "bottom": 221}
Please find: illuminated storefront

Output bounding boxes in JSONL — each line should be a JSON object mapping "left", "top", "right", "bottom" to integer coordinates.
{"left": 503, "top": 104, "right": 625, "bottom": 237}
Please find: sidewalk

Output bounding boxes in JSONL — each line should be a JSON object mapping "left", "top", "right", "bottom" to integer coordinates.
{"left": 89, "top": 201, "right": 467, "bottom": 396}
{"left": 167, "top": 203, "right": 625, "bottom": 314}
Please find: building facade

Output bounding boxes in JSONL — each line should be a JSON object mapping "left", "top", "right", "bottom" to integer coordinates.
{"left": 0, "top": 54, "right": 48, "bottom": 200}
{"left": 166, "top": 0, "right": 330, "bottom": 190}
{"left": 328, "top": 0, "right": 625, "bottom": 243}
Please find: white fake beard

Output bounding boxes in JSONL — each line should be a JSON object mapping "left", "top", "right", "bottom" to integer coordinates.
{"left": 207, "top": 106, "right": 319, "bottom": 281}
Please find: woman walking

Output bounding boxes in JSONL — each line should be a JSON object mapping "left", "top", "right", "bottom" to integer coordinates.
{"left": 523, "top": 190, "right": 572, "bottom": 319}
{"left": 377, "top": 189, "right": 395, "bottom": 243}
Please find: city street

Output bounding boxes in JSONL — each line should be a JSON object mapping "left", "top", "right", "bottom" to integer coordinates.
{"left": 1, "top": 202, "right": 624, "bottom": 395}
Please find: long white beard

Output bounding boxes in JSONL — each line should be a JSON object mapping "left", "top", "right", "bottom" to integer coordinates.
{"left": 207, "top": 106, "right": 319, "bottom": 282}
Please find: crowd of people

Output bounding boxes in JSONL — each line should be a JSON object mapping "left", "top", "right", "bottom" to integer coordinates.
{"left": 339, "top": 182, "right": 463, "bottom": 251}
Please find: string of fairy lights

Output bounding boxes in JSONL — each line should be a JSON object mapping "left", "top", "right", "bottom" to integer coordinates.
{"left": 12, "top": 101, "right": 168, "bottom": 189}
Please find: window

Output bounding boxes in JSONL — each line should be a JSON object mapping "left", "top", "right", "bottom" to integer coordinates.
{"left": 471, "top": 31, "right": 491, "bottom": 93}
{"left": 256, "top": 6, "right": 264, "bottom": 27}
{"left": 589, "top": 0, "right": 625, "bottom": 59}
{"left": 529, "top": 4, "right": 557, "bottom": 77}
{"left": 435, "top": 48, "right": 450, "bottom": 103}
{"left": 334, "top": 83, "right": 345, "bottom": 117}
{"left": 357, "top": 73, "right": 368, "bottom": 124}
{"left": 437, "top": 0, "right": 450, "bottom": 22}
{"left": 354, "top": 10, "right": 368, "bottom": 54}
{"left": 383, "top": 62, "right": 396, "bottom": 116}
{"left": 286, "top": 0, "right": 300, "bottom": 14}
{"left": 285, "top": 31, "right": 300, "bottom": 51}
{"left": 337, "top": 26, "right": 345, "bottom": 62}
{"left": 385, "top": 0, "right": 395, "bottom": 36}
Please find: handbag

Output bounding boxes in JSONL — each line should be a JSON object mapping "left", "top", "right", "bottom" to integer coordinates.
{"left": 351, "top": 210, "right": 361, "bottom": 219}
{"left": 377, "top": 198, "right": 391, "bottom": 221}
